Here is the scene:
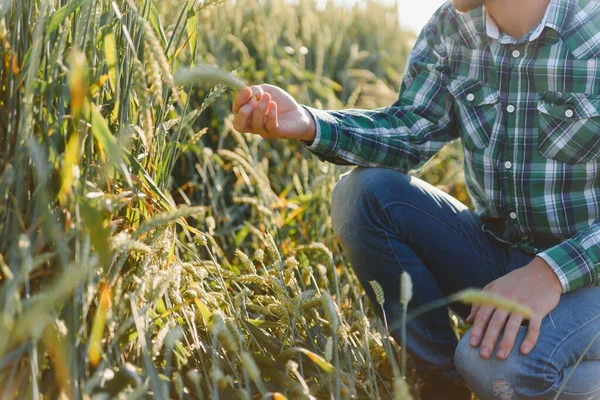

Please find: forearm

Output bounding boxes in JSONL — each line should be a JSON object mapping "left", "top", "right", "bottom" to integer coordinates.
{"left": 300, "top": 11, "right": 457, "bottom": 170}
{"left": 300, "top": 104, "right": 455, "bottom": 171}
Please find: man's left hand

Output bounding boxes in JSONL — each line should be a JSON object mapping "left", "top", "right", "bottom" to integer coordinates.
{"left": 466, "top": 257, "right": 562, "bottom": 360}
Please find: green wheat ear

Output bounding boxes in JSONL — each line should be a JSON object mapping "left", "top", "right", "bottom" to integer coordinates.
{"left": 369, "top": 280, "right": 385, "bottom": 306}
{"left": 175, "top": 64, "right": 247, "bottom": 91}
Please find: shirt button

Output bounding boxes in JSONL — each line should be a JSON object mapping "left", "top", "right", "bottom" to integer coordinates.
{"left": 512, "top": 49, "right": 521, "bottom": 58}
{"left": 565, "top": 109, "right": 574, "bottom": 118}
{"left": 467, "top": 93, "right": 475, "bottom": 102}
{"left": 507, "top": 104, "right": 515, "bottom": 113}
{"left": 509, "top": 212, "right": 518, "bottom": 220}
{"left": 504, "top": 161, "right": 513, "bottom": 169}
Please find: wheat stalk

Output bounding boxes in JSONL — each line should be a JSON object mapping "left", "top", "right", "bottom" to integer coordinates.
{"left": 235, "top": 249, "right": 257, "bottom": 273}
{"left": 399, "top": 271, "right": 412, "bottom": 377}
{"left": 369, "top": 281, "right": 385, "bottom": 306}
{"left": 175, "top": 64, "right": 247, "bottom": 91}
{"left": 453, "top": 289, "right": 535, "bottom": 319}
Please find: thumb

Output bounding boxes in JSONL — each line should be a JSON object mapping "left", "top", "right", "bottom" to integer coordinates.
{"left": 232, "top": 86, "right": 254, "bottom": 114}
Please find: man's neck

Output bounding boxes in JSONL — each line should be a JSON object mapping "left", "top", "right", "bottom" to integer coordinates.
{"left": 486, "top": 0, "right": 551, "bottom": 40}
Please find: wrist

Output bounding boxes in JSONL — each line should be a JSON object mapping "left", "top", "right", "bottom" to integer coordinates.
{"left": 300, "top": 106, "right": 316, "bottom": 143}
{"left": 532, "top": 256, "right": 563, "bottom": 294}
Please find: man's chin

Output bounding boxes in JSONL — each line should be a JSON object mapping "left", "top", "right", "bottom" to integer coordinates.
{"left": 451, "top": 0, "right": 485, "bottom": 13}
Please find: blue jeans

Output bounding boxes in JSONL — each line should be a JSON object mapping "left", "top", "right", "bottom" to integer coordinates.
{"left": 331, "top": 168, "right": 600, "bottom": 400}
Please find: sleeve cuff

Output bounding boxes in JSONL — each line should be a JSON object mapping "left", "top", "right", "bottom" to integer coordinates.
{"left": 299, "top": 106, "right": 338, "bottom": 157}
{"left": 537, "top": 239, "right": 597, "bottom": 293}
{"left": 299, "top": 105, "right": 322, "bottom": 151}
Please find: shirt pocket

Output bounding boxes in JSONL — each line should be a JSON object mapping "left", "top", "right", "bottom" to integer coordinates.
{"left": 537, "top": 91, "right": 600, "bottom": 164}
{"left": 448, "top": 77, "right": 500, "bottom": 151}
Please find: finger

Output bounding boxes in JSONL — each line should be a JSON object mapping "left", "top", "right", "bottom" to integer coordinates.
{"left": 265, "top": 101, "right": 279, "bottom": 136}
{"left": 496, "top": 314, "right": 523, "bottom": 360}
{"left": 250, "top": 85, "right": 265, "bottom": 100}
{"left": 251, "top": 92, "right": 271, "bottom": 137}
{"left": 469, "top": 306, "right": 494, "bottom": 347}
{"left": 466, "top": 305, "right": 480, "bottom": 324}
{"left": 479, "top": 309, "right": 509, "bottom": 359}
{"left": 232, "top": 87, "right": 253, "bottom": 114}
{"left": 233, "top": 101, "right": 257, "bottom": 133}
{"left": 521, "top": 317, "right": 541, "bottom": 355}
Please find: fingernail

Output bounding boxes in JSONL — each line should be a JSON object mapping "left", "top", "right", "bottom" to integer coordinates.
{"left": 522, "top": 344, "right": 530, "bottom": 354}
{"left": 497, "top": 349, "right": 506, "bottom": 359}
{"left": 481, "top": 347, "right": 490, "bottom": 358}
{"left": 470, "top": 336, "right": 478, "bottom": 346}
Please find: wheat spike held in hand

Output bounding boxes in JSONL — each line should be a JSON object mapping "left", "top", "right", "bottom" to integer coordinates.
{"left": 175, "top": 64, "right": 248, "bottom": 91}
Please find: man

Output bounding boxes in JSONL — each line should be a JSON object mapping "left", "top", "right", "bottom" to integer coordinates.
{"left": 231, "top": 0, "right": 600, "bottom": 398}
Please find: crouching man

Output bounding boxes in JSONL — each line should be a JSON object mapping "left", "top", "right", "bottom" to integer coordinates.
{"left": 232, "top": 0, "right": 600, "bottom": 397}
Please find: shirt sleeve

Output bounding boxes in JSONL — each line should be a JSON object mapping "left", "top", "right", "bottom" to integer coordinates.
{"left": 301, "top": 8, "right": 458, "bottom": 172}
{"left": 537, "top": 221, "right": 600, "bottom": 293}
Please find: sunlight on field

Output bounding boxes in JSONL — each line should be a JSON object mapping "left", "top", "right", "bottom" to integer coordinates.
{"left": 396, "top": 0, "right": 446, "bottom": 32}
{"left": 324, "top": 0, "right": 447, "bottom": 32}
{"left": 0, "top": 0, "right": 465, "bottom": 397}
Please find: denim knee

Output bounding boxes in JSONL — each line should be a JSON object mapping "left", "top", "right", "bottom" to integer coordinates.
{"left": 455, "top": 334, "right": 521, "bottom": 400}
{"left": 331, "top": 167, "right": 409, "bottom": 243}
{"left": 454, "top": 329, "right": 553, "bottom": 400}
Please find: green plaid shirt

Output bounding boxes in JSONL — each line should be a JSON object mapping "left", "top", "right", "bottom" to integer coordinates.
{"left": 303, "top": 0, "right": 600, "bottom": 293}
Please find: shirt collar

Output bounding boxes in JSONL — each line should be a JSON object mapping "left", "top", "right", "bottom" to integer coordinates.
{"left": 483, "top": 0, "right": 573, "bottom": 44}
{"left": 544, "top": 0, "right": 575, "bottom": 36}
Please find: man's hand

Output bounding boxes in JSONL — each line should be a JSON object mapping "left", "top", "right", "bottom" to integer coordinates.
{"left": 232, "top": 84, "right": 316, "bottom": 142}
{"left": 466, "top": 257, "right": 562, "bottom": 360}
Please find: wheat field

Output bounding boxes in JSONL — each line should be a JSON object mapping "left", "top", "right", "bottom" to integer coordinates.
{"left": 0, "top": 0, "right": 470, "bottom": 398}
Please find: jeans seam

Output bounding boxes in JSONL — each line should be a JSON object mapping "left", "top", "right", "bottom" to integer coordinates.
{"left": 375, "top": 200, "right": 460, "bottom": 366}
{"left": 541, "top": 312, "right": 600, "bottom": 390}
{"left": 381, "top": 227, "right": 451, "bottom": 363}
{"left": 379, "top": 200, "right": 500, "bottom": 268}
{"left": 549, "top": 385, "right": 600, "bottom": 397}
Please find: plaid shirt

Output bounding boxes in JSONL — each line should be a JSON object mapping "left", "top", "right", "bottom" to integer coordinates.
{"left": 303, "top": 0, "right": 600, "bottom": 293}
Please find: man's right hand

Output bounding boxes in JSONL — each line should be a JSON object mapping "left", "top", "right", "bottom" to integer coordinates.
{"left": 232, "top": 84, "right": 316, "bottom": 143}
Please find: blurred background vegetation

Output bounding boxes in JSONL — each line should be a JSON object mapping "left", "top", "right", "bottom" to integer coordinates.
{"left": 0, "top": 0, "right": 466, "bottom": 398}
